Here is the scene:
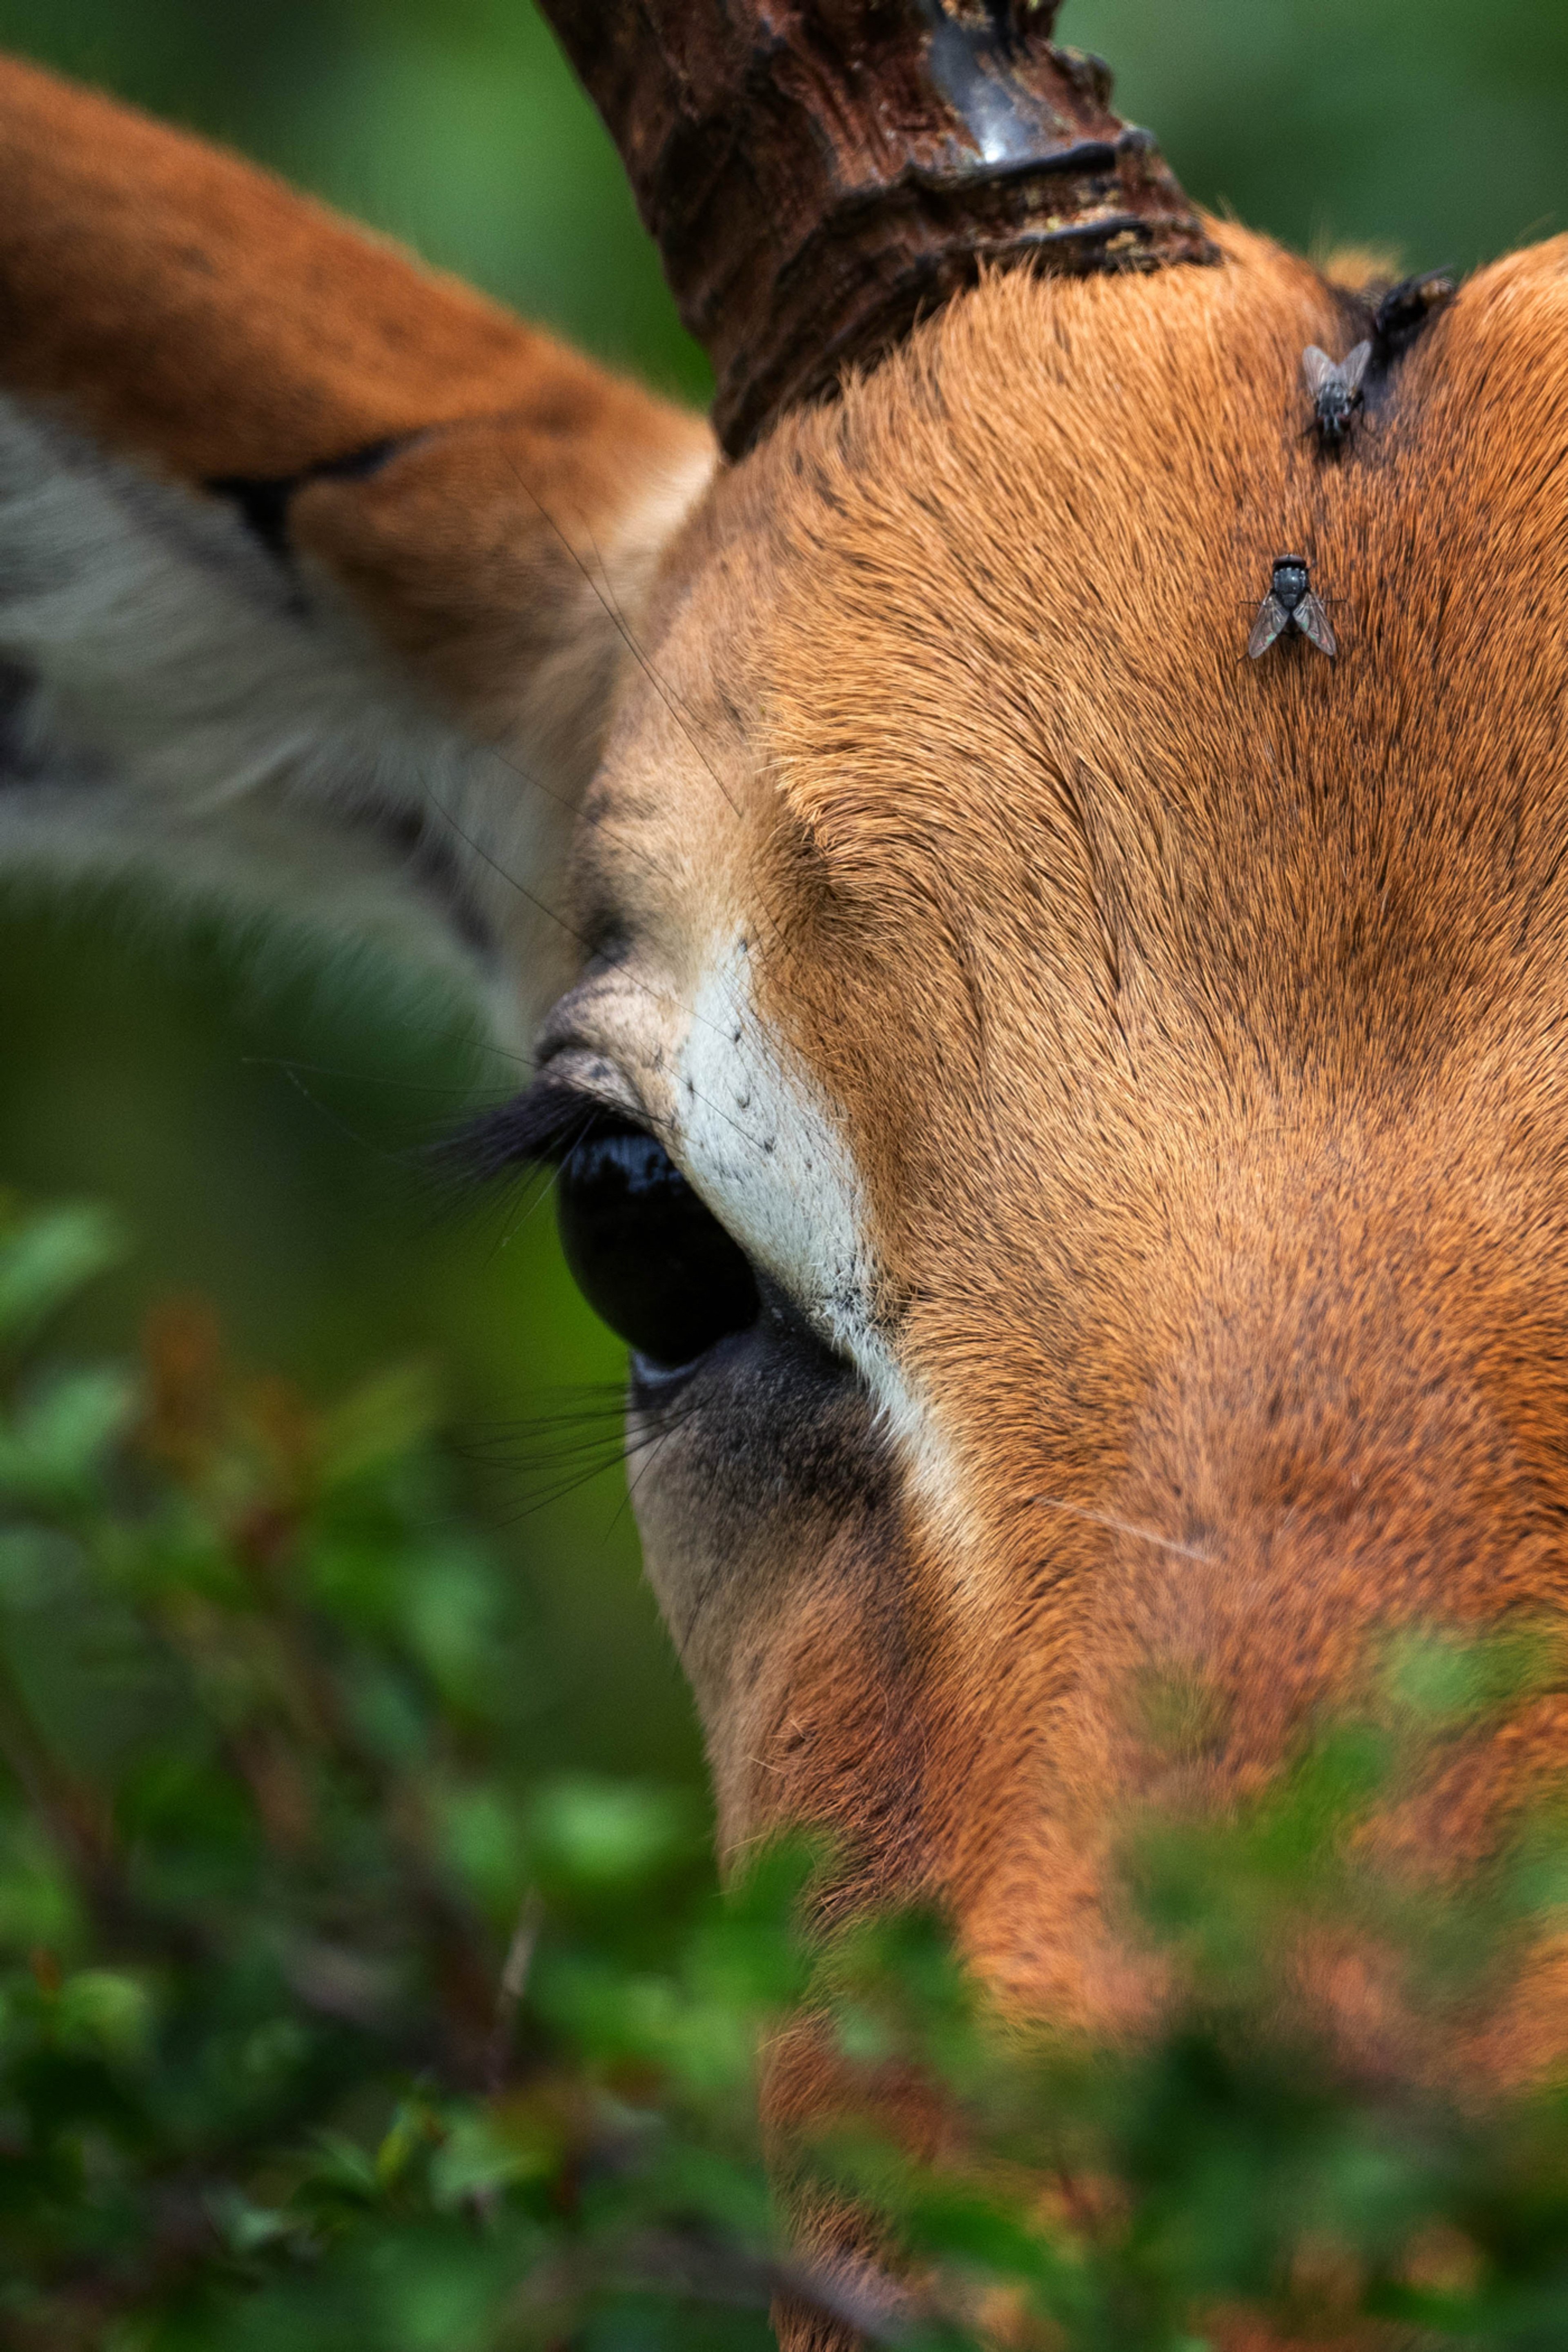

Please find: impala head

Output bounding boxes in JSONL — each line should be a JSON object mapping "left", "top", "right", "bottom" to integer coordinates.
{"left": 4, "top": 7, "right": 1568, "bottom": 2341}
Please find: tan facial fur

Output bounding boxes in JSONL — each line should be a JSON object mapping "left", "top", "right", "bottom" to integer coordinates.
{"left": 558, "top": 225, "right": 1568, "bottom": 2166}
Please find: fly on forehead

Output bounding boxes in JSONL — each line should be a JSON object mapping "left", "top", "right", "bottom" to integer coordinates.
{"left": 1302, "top": 338, "right": 1372, "bottom": 446}
{"left": 1247, "top": 552, "right": 1337, "bottom": 660}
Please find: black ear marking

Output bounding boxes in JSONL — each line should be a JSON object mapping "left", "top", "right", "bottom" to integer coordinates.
{"left": 207, "top": 432, "right": 417, "bottom": 564}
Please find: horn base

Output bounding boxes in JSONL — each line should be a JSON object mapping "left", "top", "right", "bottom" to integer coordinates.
{"left": 538, "top": 0, "right": 1217, "bottom": 457}
{"left": 733, "top": 127, "right": 1214, "bottom": 457}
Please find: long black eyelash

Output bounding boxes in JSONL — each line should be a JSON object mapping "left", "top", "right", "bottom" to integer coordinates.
{"left": 446, "top": 1080, "right": 630, "bottom": 1183}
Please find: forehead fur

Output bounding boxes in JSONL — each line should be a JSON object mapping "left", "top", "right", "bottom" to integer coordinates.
{"left": 691, "top": 226, "right": 1568, "bottom": 1308}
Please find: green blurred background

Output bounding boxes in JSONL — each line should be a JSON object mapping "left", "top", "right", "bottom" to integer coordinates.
{"left": 0, "top": 0, "right": 1561, "bottom": 1807}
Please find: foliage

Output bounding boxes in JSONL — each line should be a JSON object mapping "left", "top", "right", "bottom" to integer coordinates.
{"left": 3, "top": 1200, "right": 1568, "bottom": 2350}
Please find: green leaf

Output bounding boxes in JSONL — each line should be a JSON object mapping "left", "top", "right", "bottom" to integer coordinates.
{"left": 301, "top": 2129, "right": 383, "bottom": 2203}
{"left": 0, "top": 1811, "right": 81, "bottom": 1958}
{"left": 0, "top": 1203, "right": 125, "bottom": 1350}
{"left": 437, "top": 1781, "right": 530, "bottom": 1917}
{"left": 401, "top": 1549, "right": 502, "bottom": 1708}
{"left": 317, "top": 1362, "right": 440, "bottom": 1489}
{"left": 529, "top": 1776, "right": 694, "bottom": 1893}
{"left": 212, "top": 2189, "right": 301, "bottom": 2256}
{"left": 0, "top": 1366, "right": 138, "bottom": 1501}
{"left": 428, "top": 2105, "right": 558, "bottom": 2205}
{"left": 55, "top": 1967, "right": 154, "bottom": 2059}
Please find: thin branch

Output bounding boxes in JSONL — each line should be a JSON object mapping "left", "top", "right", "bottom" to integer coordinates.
{"left": 485, "top": 1886, "right": 544, "bottom": 2095}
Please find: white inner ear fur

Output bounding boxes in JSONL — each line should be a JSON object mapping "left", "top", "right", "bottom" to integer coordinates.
{"left": 0, "top": 395, "right": 711, "bottom": 1048}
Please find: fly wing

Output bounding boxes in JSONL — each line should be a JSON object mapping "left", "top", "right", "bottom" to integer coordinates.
{"left": 1301, "top": 345, "right": 1336, "bottom": 396}
{"left": 1341, "top": 339, "right": 1373, "bottom": 398}
{"left": 1247, "top": 593, "right": 1289, "bottom": 659}
{"left": 1295, "top": 591, "right": 1338, "bottom": 658}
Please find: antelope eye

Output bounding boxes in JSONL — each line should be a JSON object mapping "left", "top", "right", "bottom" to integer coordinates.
{"left": 556, "top": 1127, "right": 760, "bottom": 1371}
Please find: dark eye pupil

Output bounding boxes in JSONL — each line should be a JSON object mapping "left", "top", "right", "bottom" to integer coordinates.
{"left": 556, "top": 1130, "right": 760, "bottom": 1370}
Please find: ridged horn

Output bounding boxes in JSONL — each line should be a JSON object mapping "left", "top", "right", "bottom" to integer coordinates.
{"left": 536, "top": 0, "right": 1216, "bottom": 458}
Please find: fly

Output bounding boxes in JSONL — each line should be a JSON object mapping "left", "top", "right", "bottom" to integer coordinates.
{"left": 1302, "top": 339, "right": 1372, "bottom": 447}
{"left": 1248, "top": 554, "right": 1336, "bottom": 660}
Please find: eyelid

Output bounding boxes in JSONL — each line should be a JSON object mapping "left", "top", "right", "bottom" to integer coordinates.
{"left": 450, "top": 1051, "right": 656, "bottom": 1178}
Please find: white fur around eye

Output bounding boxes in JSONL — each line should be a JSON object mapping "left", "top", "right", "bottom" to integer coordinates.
{"left": 674, "top": 931, "right": 925, "bottom": 1454}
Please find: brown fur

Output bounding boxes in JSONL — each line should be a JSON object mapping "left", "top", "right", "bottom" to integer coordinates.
{"left": 0, "top": 52, "right": 712, "bottom": 768}
{"left": 7, "top": 49, "right": 1568, "bottom": 2352}
{"left": 568, "top": 226, "right": 1568, "bottom": 2342}
{"left": 0, "top": 52, "right": 663, "bottom": 476}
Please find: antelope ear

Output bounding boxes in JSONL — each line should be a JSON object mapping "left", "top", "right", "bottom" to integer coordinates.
{"left": 0, "top": 52, "right": 715, "bottom": 1049}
